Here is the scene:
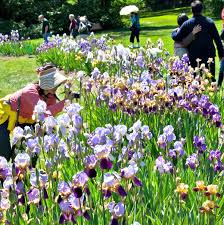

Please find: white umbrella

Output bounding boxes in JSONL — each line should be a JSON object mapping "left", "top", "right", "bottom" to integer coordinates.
{"left": 119, "top": 5, "right": 139, "bottom": 16}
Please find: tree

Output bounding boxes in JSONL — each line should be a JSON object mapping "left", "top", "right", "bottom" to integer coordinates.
{"left": 203, "top": 0, "right": 223, "bottom": 17}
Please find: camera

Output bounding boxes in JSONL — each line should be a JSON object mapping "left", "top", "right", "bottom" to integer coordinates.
{"left": 70, "top": 92, "right": 80, "bottom": 99}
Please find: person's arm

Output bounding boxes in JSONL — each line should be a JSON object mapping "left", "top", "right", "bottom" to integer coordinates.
{"left": 69, "top": 22, "right": 72, "bottom": 32}
{"left": 21, "top": 88, "right": 64, "bottom": 118}
{"left": 171, "top": 22, "right": 190, "bottom": 42}
{"left": 181, "top": 25, "right": 202, "bottom": 47}
{"left": 45, "top": 94, "right": 65, "bottom": 116}
{"left": 210, "top": 21, "right": 224, "bottom": 59}
{"left": 45, "top": 25, "right": 49, "bottom": 33}
{"left": 46, "top": 100, "right": 65, "bottom": 116}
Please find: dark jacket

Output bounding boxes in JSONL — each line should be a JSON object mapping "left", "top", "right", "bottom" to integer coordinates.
{"left": 172, "top": 15, "right": 223, "bottom": 63}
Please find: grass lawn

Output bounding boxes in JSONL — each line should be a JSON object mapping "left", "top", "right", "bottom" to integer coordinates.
{"left": 0, "top": 56, "right": 37, "bottom": 97}
{"left": 0, "top": 8, "right": 223, "bottom": 98}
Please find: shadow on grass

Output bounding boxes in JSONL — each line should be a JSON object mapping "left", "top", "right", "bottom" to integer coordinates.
{"left": 96, "top": 25, "right": 175, "bottom": 38}
{"left": 140, "top": 7, "right": 191, "bottom": 18}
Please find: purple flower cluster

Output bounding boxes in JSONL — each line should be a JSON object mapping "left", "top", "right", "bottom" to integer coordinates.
{"left": 157, "top": 125, "right": 176, "bottom": 149}
{"left": 169, "top": 140, "right": 185, "bottom": 159}
{"left": 209, "top": 150, "right": 224, "bottom": 172}
{"left": 193, "top": 136, "right": 207, "bottom": 154}
{"left": 0, "top": 30, "right": 20, "bottom": 43}
{"left": 155, "top": 156, "right": 173, "bottom": 174}
{"left": 83, "top": 58, "right": 221, "bottom": 127}
{"left": 186, "top": 153, "right": 199, "bottom": 170}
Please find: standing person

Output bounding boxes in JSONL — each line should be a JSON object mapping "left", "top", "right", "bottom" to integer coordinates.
{"left": 0, "top": 64, "right": 68, "bottom": 161}
{"left": 78, "top": 16, "right": 91, "bottom": 39}
{"left": 130, "top": 12, "right": 140, "bottom": 48}
{"left": 38, "top": 15, "right": 50, "bottom": 43}
{"left": 218, "top": 57, "right": 224, "bottom": 86}
{"left": 69, "top": 14, "right": 78, "bottom": 38}
{"left": 173, "top": 13, "right": 201, "bottom": 58}
{"left": 171, "top": 1, "right": 224, "bottom": 81}
{"left": 221, "top": 8, "right": 224, "bottom": 39}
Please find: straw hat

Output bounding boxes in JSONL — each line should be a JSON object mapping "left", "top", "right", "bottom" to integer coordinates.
{"left": 38, "top": 67, "right": 67, "bottom": 90}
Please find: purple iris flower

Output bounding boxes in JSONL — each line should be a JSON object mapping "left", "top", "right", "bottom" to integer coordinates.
{"left": 209, "top": 150, "right": 221, "bottom": 161}
{"left": 169, "top": 141, "right": 185, "bottom": 158}
{"left": 109, "top": 202, "right": 125, "bottom": 224}
{"left": 100, "top": 158, "right": 113, "bottom": 170}
{"left": 27, "top": 187, "right": 40, "bottom": 204}
{"left": 134, "top": 53, "right": 145, "bottom": 68}
{"left": 212, "top": 114, "right": 222, "bottom": 127}
{"left": 64, "top": 103, "right": 83, "bottom": 117}
{"left": 26, "top": 138, "right": 40, "bottom": 154}
{"left": 44, "top": 134, "right": 60, "bottom": 152}
{"left": 91, "top": 67, "right": 100, "bottom": 78}
{"left": 169, "top": 149, "right": 177, "bottom": 158}
{"left": 214, "top": 161, "right": 224, "bottom": 172}
{"left": 84, "top": 155, "right": 98, "bottom": 178}
{"left": 72, "top": 114, "right": 83, "bottom": 129}
{"left": 33, "top": 100, "right": 47, "bottom": 122}
{"left": 58, "top": 140, "right": 69, "bottom": 158}
{"left": 157, "top": 134, "right": 167, "bottom": 149}
{"left": 68, "top": 193, "right": 84, "bottom": 210}
{"left": 193, "top": 136, "right": 207, "bottom": 154}
{"left": 58, "top": 181, "right": 71, "bottom": 197}
{"left": 14, "top": 153, "right": 30, "bottom": 170}
{"left": 113, "top": 202, "right": 125, "bottom": 217}
{"left": 181, "top": 54, "right": 189, "bottom": 64}
{"left": 73, "top": 171, "right": 88, "bottom": 188}
{"left": 84, "top": 155, "right": 97, "bottom": 169}
{"left": 186, "top": 153, "right": 199, "bottom": 170}
{"left": 44, "top": 116, "right": 57, "bottom": 134}
{"left": 12, "top": 127, "right": 24, "bottom": 146}
{"left": 0, "top": 157, "right": 11, "bottom": 180}
{"left": 0, "top": 198, "right": 10, "bottom": 210}
{"left": 3, "top": 176, "right": 13, "bottom": 190}
{"left": 155, "top": 156, "right": 173, "bottom": 174}
{"left": 141, "top": 125, "right": 153, "bottom": 140}
{"left": 113, "top": 125, "right": 127, "bottom": 142}
{"left": 163, "top": 125, "right": 176, "bottom": 142}
{"left": 16, "top": 181, "right": 25, "bottom": 195}
{"left": 30, "top": 169, "right": 48, "bottom": 188}
{"left": 45, "top": 160, "right": 52, "bottom": 170}
{"left": 59, "top": 201, "right": 76, "bottom": 224}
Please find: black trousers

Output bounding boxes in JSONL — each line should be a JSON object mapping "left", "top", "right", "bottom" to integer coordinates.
{"left": 0, "top": 121, "right": 12, "bottom": 161}
{"left": 0, "top": 121, "right": 36, "bottom": 162}
{"left": 130, "top": 29, "right": 140, "bottom": 43}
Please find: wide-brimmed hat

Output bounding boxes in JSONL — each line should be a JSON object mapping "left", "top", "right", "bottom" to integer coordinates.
{"left": 38, "top": 67, "right": 67, "bottom": 90}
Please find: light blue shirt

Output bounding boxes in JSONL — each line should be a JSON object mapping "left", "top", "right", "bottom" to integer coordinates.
{"left": 131, "top": 15, "right": 140, "bottom": 29}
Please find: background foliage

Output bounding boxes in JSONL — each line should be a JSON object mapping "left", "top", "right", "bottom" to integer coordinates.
{"left": 0, "top": 0, "right": 224, "bottom": 38}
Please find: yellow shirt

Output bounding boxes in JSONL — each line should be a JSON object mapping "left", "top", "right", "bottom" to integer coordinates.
{"left": 0, "top": 97, "right": 34, "bottom": 132}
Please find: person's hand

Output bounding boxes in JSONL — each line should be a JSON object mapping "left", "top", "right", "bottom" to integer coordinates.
{"left": 192, "top": 25, "right": 202, "bottom": 35}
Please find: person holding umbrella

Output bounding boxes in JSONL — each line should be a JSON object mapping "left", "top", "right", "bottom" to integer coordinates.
{"left": 120, "top": 5, "right": 140, "bottom": 48}
{"left": 130, "top": 12, "right": 140, "bottom": 48}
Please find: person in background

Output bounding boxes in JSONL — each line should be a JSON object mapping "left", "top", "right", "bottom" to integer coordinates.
{"left": 172, "top": 1, "right": 224, "bottom": 81}
{"left": 69, "top": 14, "right": 78, "bottom": 38}
{"left": 218, "top": 8, "right": 224, "bottom": 86}
{"left": 130, "top": 12, "right": 140, "bottom": 48}
{"left": 220, "top": 8, "right": 224, "bottom": 39}
{"left": 38, "top": 15, "right": 50, "bottom": 43}
{"left": 174, "top": 13, "right": 201, "bottom": 58}
{"left": 218, "top": 60, "right": 224, "bottom": 87}
{"left": 78, "top": 15, "right": 92, "bottom": 38}
{"left": 0, "top": 64, "right": 67, "bottom": 161}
